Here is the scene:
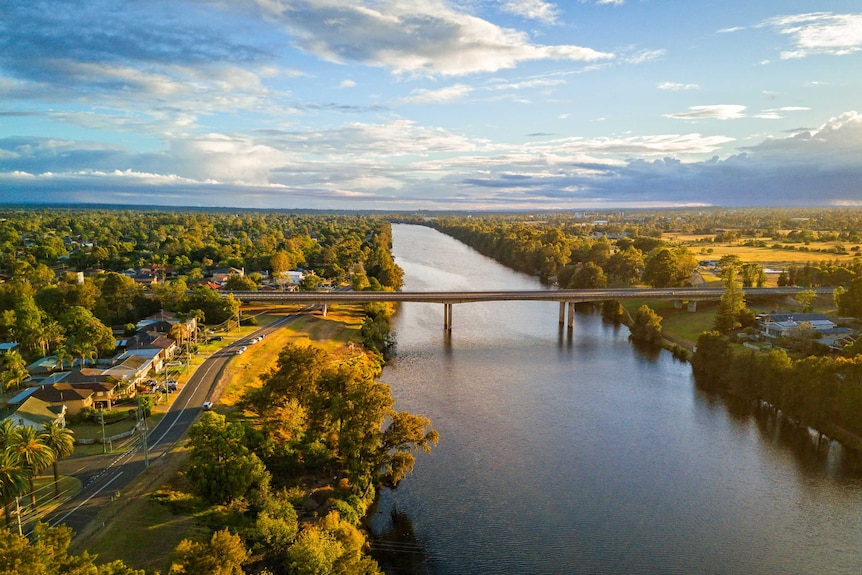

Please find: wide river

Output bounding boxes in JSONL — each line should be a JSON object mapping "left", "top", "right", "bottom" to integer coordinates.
{"left": 369, "top": 224, "right": 862, "bottom": 575}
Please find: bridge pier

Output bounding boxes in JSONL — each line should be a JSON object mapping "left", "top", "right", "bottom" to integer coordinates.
{"left": 687, "top": 301, "right": 697, "bottom": 312}
{"left": 444, "top": 303, "right": 453, "bottom": 331}
{"left": 321, "top": 303, "right": 328, "bottom": 317}
{"left": 559, "top": 302, "right": 575, "bottom": 329}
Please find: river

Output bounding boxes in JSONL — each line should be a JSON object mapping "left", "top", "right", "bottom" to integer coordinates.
{"left": 369, "top": 224, "right": 862, "bottom": 575}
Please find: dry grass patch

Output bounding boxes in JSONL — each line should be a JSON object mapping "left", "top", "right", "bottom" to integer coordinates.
{"left": 217, "top": 308, "right": 365, "bottom": 409}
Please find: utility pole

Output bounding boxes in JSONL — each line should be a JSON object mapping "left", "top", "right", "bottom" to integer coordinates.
{"left": 137, "top": 395, "right": 149, "bottom": 471}
{"left": 15, "top": 496, "right": 22, "bottom": 536}
{"left": 100, "top": 408, "right": 106, "bottom": 454}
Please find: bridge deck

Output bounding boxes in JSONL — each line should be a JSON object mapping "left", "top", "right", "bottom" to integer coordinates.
{"left": 225, "top": 286, "right": 825, "bottom": 304}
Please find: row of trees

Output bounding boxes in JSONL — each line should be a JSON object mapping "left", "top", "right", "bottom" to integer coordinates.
{"left": 0, "top": 420, "right": 75, "bottom": 528}
{"left": 693, "top": 333, "right": 862, "bottom": 440}
{"left": 427, "top": 218, "right": 698, "bottom": 288}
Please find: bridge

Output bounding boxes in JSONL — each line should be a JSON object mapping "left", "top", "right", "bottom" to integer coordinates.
{"left": 225, "top": 286, "right": 830, "bottom": 331}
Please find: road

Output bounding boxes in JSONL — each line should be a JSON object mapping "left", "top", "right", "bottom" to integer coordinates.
{"left": 224, "top": 286, "right": 833, "bottom": 304}
{"left": 38, "top": 316, "right": 294, "bottom": 538}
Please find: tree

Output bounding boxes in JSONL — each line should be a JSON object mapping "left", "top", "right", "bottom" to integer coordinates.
{"left": 795, "top": 289, "right": 817, "bottom": 313}
{"left": 606, "top": 246, "right": 644, "bottom": 285}
{"left": 39, "top": 421, "right": 75, "bottom": 498}
{"left": 714, "top": 266, "right": 746, "bottom": 332}
{"left": 1, "top": 350, "right": 29, "bottom": 393}
{"left": 9, "top": 425, "right": 55, "bottom": 509}
{"left": 629, "top": 305, "right": 663, "bottom": 345}
{"left": 836, "top": 277, "right": 862, "bottom": 318}
{"left": 270, "top": 251, "right": 294, "bottom": 290}
{"left": 95, "top": 272, "right": 139, "bottom": 324}
{"left": 0, "top": 451, "right": 27, "bottom": 528}
{"left": 379, "top": 411, "right": 439, "bottom": 486}
{"left": 13, "top": 293, "right": 50, "bottom": 356}
{"left": 224, "top": 274, "right": 258, "bottom": 291}
{"left": 172, "top": 528, "right": 249, "bottom": 575}
{"left": 186, "top": 412, "right": 270, "bottom": 505}
{"left": 643, "top": 247, "right": 696, "bottom": 288}
{"left": 572, "top": 262, "right": 608, "bottom": 289}
{"left": 61, "top": 306, "right": 116, "bottom": 366}
{"left": 740, "top": 262, "right": 766, "bottom": 288}
{"left": 691, "top": 331, "right": 732, "bottom": 386}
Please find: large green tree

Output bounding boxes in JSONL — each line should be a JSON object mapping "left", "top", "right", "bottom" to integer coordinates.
{"left": 186, "top": 412, "right": 270, "bottom": 505}
{"left": 61, "top": 306, "right": 116, "bottom": 366}
{"left": 629, "top": 305, "right": 663, "bottom": 345}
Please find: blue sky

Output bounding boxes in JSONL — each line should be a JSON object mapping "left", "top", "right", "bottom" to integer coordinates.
{"left": 1, "top": 0, "right": 861, "bottom": 210}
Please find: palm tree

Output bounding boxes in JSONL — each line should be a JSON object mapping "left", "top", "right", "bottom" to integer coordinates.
{"left": 0, "top": 419, "right": 17, "bottom": 450}
{"left": 1, "top": 350, "right": 29, "bottom": 393}
{"left": 55, "top": 346, "right": 73, "bottom": 371}
{"left": 0, "top": 450, "right": 28, "bottom": 528}
{"left": 9, "top": 426, "right": 55, "bottom": 509}
{"left": 39, "top": 422, "right": 75, "bottom": 498}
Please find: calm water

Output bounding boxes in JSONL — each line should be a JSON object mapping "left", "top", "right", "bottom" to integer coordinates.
{"left": 370, "top": 224, "right": 862, "bottom": 575}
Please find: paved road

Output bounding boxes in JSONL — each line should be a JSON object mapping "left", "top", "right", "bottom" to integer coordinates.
{"left": 38, "top": 316, "right": 294, "bottom": 538}
{"left": 223, "top": 286, "right": 832, "bottom": 304}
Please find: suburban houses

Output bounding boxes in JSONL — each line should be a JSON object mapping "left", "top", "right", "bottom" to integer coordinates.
{"left": 1, "top": 311, "right": 197, "bottom": 432}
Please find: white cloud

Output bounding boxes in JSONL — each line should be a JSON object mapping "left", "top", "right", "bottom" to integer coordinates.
{"left": 765, "top": 12, "right": 862, "bottom": 59}
{"left": 625, "top": 49, "right": 666, "bottom": 64}
{"left": 398, "top": 84, "right": 474, "bottom": 104}
{"left": 252, "top": 0, "right": 613, "bottom": 76}
{"left": 664, "top": 105, "right": 748, "bottom": 120}
{"left": 501, "top": 0, "right": 560, "bottom": 24}
{"left": 658, "top": 82, "right": 699, "bottom": 91}
{"left": 339, "top": 79, "right": 357, "bottom": 88}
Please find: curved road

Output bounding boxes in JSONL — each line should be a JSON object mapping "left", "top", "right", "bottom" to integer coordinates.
{"left": 40, "top": 316, "right": 295, "bottom": 538}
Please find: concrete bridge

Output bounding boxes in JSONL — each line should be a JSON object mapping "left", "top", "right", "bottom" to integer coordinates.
{"left": 225, "top": 286, "right": 831, "bottom": 331}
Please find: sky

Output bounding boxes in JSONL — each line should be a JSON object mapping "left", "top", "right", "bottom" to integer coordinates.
{"left": 1, "top": 0, "right": 861, "bottom": 211}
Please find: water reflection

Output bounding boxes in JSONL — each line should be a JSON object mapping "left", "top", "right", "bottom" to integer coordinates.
{"left": 693, "top": 372, "right": 862, "bottom": 482}
{"left": 370, "top": 489, "right": 433, "bottom": 575}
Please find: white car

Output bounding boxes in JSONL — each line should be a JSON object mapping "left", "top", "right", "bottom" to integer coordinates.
{"left": 202, "top": 401, "right": 213, "bottom": 411}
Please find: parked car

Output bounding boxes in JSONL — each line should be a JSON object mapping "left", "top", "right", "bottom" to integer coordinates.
{"left": 202, "top": 401, "right": 213, "bottom": 411}
{"left": 209, "top": 335, "right": 223, "bottom": 342}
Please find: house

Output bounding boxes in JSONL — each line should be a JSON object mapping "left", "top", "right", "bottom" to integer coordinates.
{"left": 116, "top": 348, "right": 165, "bottom": 374}
{"left": 40, "top": 370, "right": 125, "bottom": 409}
{"left": 211, "top": 267, "right": 244, "bottom": 284}
{"left": 4, "top": 397, "right": 67, "bottom": 430}
{"left": 29, "top": 384, "right": 95, "bottom": 416}
{"left": 103, "top": 354, "right": 153, "bottom": 392}
{"left": 0, "top": 342, "right": 19, "bottom": 354}
{"left": 26, "top": 356, "right": 62, "bottom": 378}
{"left": 759, "top": 313, "right": 837, "bottom": 339}
{"left": 134, "top": 311, "right": 197, "bottom": 342}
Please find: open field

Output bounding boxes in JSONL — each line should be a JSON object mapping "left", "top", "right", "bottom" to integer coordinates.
{"left": 665, "top": 232, "right": 861, "bottom": 268}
